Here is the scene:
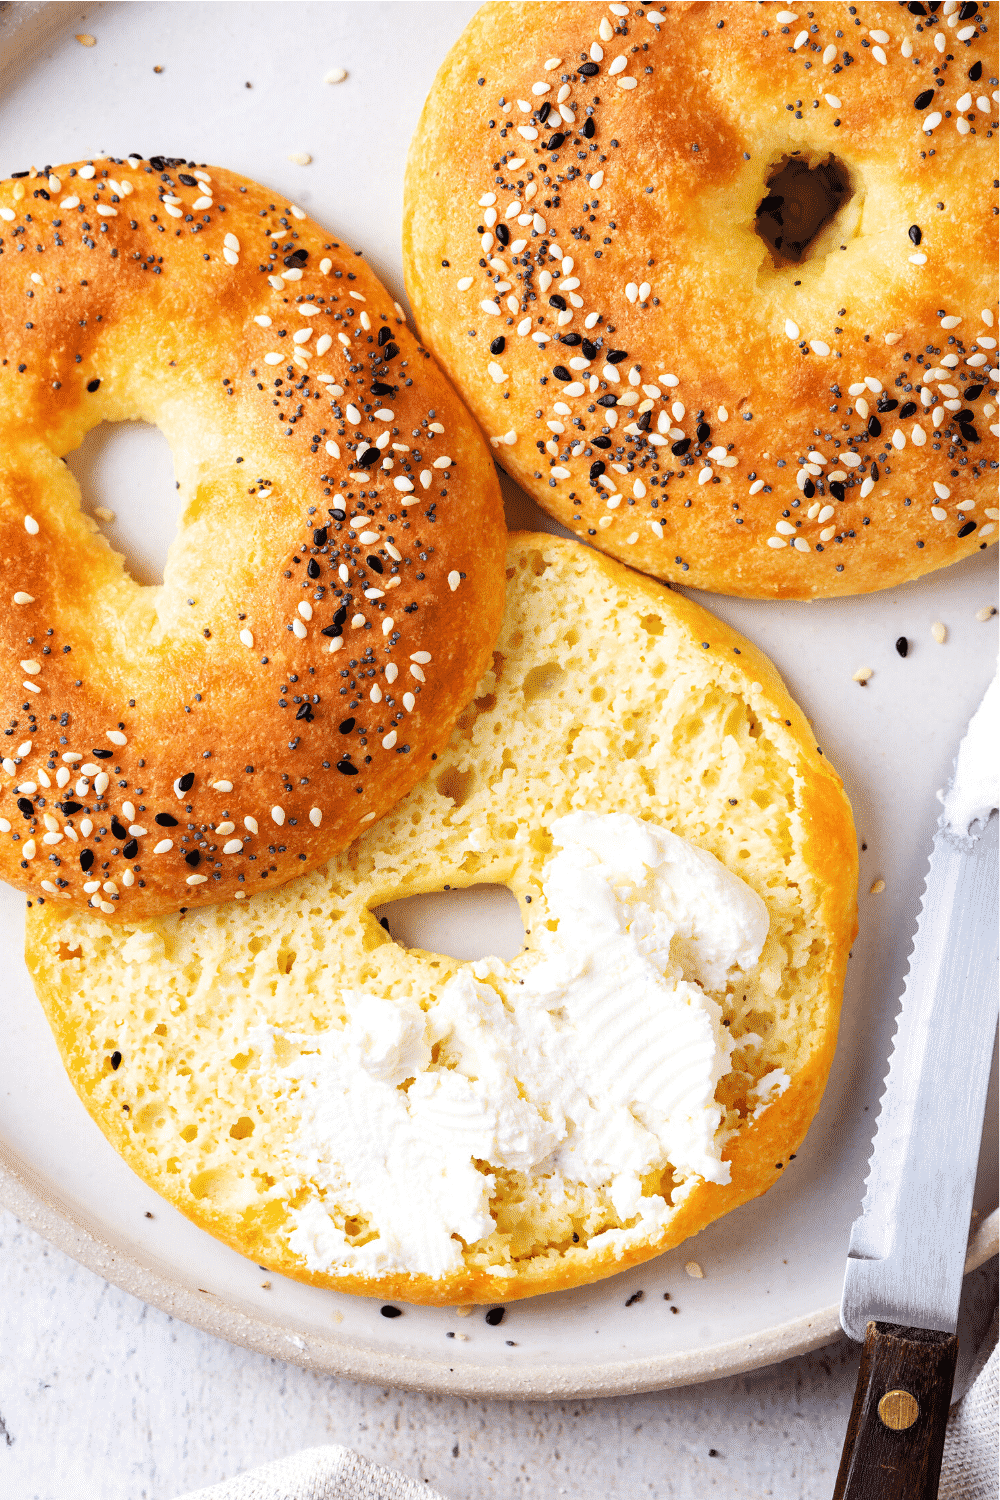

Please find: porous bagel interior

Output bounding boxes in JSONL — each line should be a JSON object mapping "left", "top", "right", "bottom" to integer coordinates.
{"left": 403, "top": 1, "right": 998, "bottom": 599}
{"left": 0, "top": 159, "right": 505, "bottom": 920}
{"left": 26, "top": 535, "right": 857, "bottom": 1305}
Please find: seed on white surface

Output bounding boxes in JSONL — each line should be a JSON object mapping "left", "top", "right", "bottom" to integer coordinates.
{"left": 288, "top": 151, "right": 312, "bottom": 166}
{"left": 685, "top": 1261, "right": 705, "bottom": 1279}
{"left": 75, "top": 32, "right": 96, "bottom": 45}
{"left": 852, "top": 667, "right": 873, "bottom": 683}
{"left": 931, "top": 621, "right": 947, "bottom": 644}
{"left": 870, "top": 879, "right": 886, "bottom": 895}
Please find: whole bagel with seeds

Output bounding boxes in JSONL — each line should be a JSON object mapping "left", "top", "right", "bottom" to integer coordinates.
{"left": 403, "top": 0, "right": 998, "bottom": 600}
{"left": 27, "top": 535, "right": 857, "bottom": 1305}
{"left": 0, "top": 157, "right": 505, "bottom": 920}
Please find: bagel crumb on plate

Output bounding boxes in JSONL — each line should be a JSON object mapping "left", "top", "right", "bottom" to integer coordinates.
{"left": 403, "top": 1, "right": 998, "bottom": 599}
{"left": 0, "top": 158, "right": 505, "bottom": 921}
{"left": 26, "top": 535, "right": 857, "bottom": 1305}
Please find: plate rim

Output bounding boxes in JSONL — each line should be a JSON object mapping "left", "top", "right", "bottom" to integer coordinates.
{"left": 3, "top": 1148, "right": 995, "bottom": 1399}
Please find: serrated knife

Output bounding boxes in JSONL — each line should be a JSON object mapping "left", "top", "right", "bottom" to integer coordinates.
{"left": 834, "top": 679, "right": 999, "bottom": 1500}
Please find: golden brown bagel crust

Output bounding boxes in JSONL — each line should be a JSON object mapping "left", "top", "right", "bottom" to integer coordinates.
{"left": 403, "top": 1, "right": 998, "bottom": 599}
{"left": 27, "top": 535, "right": 858, "bottom": 1304}
{"left": 0, "top": 159, "right": 505, "bottom": 919}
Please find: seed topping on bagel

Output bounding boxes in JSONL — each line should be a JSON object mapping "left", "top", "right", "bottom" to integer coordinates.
{"left": 0, "top": 158, "right": 504, "bottom": 918}
{"left": 403, "top": 1, "right": 998, "bottom": 597}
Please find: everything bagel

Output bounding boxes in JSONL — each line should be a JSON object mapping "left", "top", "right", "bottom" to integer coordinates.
{"left": 403, "top": 1, "right": 999, "bottom": 599}
{"left": 0, "top": 158, "right": 505, "bottom": 920}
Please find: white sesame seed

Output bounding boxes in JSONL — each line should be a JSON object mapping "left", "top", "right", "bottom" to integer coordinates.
{"left": 824, "top": 94, "right": 841, "bottom": 108}
{"left": 410, "top": 664, "right": 426, "bottom": 682}
{"left": 297, "top": 601, "right": 313, "bottom": 622}
{"left": 776, "top": 520, "right": 796, "bottom": 536}
{"left": 609, "top": 55, "right": 627, "bottom": 75}
{"left": 776, "top": 9, "right": 798, "bottom": 20}
{"left": 956, "top": 23, "right": 976, "bottom": 39}
{"left": 185, "top": 874, "right": 207, "bottom": 886}
{"left": 784, "top": 319, "right": 799, "bottom": 340}
{"left": 924, "top": 110, "right": 942, "bottom": 130}
{"left": 13, "top": 592, "right": 34, "bottom": 605}
{"left": 292, "top": 619, "right": 307, "bottom": 639}
{"left": 222, "top": 839, "right": 242, "bottom": 854}
{"left": 911, "top": 426, "right": 927, "bottom": 447}
{"left": 810, "top": 340, "right": 830, "bottom": 356}
{"left": 860, "top": 476, "right": 875, "bottom": 498}
{"left": 154, "top": 839, "right": 174, "bottom": 854}
{"left": 589, "top": 171, "right": 604, "bottom": 189}
{"left": 940, "top": 315, "right": 962, "bottom": 330}
{"left": 823, "top": 43, "right": 838, "bottom": 63}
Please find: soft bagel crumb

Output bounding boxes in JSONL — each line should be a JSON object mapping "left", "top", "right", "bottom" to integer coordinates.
{"left": 26, "top": 534, "right": 857, "bottom": 1304}
{"left": 403, "top": 1, "right": 998, "bottom": 599}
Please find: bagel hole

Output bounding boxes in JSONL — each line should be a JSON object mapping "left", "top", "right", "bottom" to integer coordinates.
{"left": 755, "top": 153, "right": 853, "bottom": 266}
{"left": 374, "top": 884, "right": 526, "bottom": 963}
{"left": 64, "top": 419, "right": 182, "bottom": 586}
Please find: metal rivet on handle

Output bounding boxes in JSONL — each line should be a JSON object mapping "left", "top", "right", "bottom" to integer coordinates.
{"left": 878, "top": 1390, "right": 919, "bottom": 1431}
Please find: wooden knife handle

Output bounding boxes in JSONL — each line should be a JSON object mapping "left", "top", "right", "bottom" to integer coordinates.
{"left": 833, "top": 1320, "right": 958, "bottom": 1500}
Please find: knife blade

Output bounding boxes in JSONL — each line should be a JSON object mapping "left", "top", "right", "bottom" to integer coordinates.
{"left": 834, "top": 679, "right": 999, "bottom": 1500}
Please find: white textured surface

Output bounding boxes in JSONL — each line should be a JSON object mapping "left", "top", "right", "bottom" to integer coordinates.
{"left": 1, "top": 1209, "right": 995, "bottom": 1500}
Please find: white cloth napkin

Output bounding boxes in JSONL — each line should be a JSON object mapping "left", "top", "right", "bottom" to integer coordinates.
{"left": 180, "top": 1324, "right": 997, "bottom": 1500}
{"left": 940, "top": 1315, "right": 999, "bottom": 1500}
{"left": 180, "top": 1444, "right": 449, "bottom": 1500}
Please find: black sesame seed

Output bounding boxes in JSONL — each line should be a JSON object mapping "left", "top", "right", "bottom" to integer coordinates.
{"left": 313, "top": 526, "right": 328, "bottom": 546}
{"left": 110, "top": 1050, "right": 122, "bottom": 1070}
{"left": 589, "top": 460, "right": 606, "bottom": 480}
{"left": 380, "top": 1305, "right": 402, "bottom": 1318}
{"left": 377, "top": 326, "right": 393, "bottom": 347}
{"left": 357, "top": 447, "right": 380, "bottom": 467}
{"left": 495, "top": 223, "right": 510, "bottom": 247}
{"left": 908, "top": 225, "right": 922, "bottom": 245}
{"left": 177, "top": 772, "right": 195, "bottom": 792}
{"left": 337, "top": 758, "right": 359, "bottom": 775}
{"left": 111, "top": 818, "right": 129, "bottom": 841}
{"left": 696, "top": 422, "right": 710, "bottom": 442}
{"left": 969, "top": 60, "right": 983, "bottom": 80}
{"left": 338, "top": 718, "right": 356, "bottom": 734}
{"left": 185, "top": 849, "right": 201, "bottom": 868}
{"left": 876, "top": 397, "right": 899, "bottom": 413}
{"left": 548, "top": 294, "right": 567, "bottom": 311}
{"left": 485, "top": 1307, "right": 505, "bottom": 1326}
{"left": 915, "top": 88, "right": 935, "bottom": 109}
{"left": 583, "top": 117, "right": 596, "bottom": 138}
{"left": 958, "top": 520, "right": 977, "bottom": 537}
{"left": 867, "top": 415, "right": 882, "bottom": 437}
{"left": 59, "top": 801, "right": 84, "bottom": 816}
{"left": 606, "top": 349, "right": 627, "bottom": 364}
{"left": 964, "top": 385, "right": 985, "bottom": 400}
{"left": 16, "top": 797, "right": 33, "bottom": 818}
{"left": 86, "top": 377, "right": 101, "bottom": 392}
{"left": 896, "top": 636, "right": 909, "bottom": 658}
{"left": 591, "top": 434, "right": 612, "bottom": 447}
{"left": 830, "top": 481, "right": 846, "bottom": 501}
{"left": 490, "top": 335, "right": 506, "bottom": 355}
{"left": 899, "top": 401, "right": 918, "bottom": 418}
{"left": 552, "top": 364, "right": 572, "bottom": 381}
{"left": 122, "top": 838, "right": 138, "bottom": 859}
{"left": 579, "top": 61, "right": 599, "bottom": 76}
{"left": 671, "top": 438, "right": 691, "bottom": 456}
{"left": 155, "top": 812, "right": 178, "bottom": 826}
{"left": 79, "top": 848, "right": 95, "bottom": 871}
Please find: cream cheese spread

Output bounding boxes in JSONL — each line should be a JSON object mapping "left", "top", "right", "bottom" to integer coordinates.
{"left": 259, "top": 812, "right": 775, "bottom": 1279}
{"left": 939, "top": 674, "right": 999, "bottom": 842}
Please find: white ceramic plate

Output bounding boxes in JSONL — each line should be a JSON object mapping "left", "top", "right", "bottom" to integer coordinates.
{"left": 0, "top": 1, "right": 996, "bottom": 1399}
